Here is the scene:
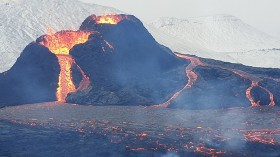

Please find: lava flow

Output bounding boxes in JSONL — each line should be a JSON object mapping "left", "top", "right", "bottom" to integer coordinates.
{"left": 229, "top": 69, "right": 275, "bottom": 107}
{"left": 94, "top": 15, "right": 128, "bottom": 25}
{"left": 153, "top": 52, "right": 275, "bottom": 108}
{"left": 39, "top": 30, "right": 91, "bottom": 102}
{"left": 241, "top": 128, "right": 280, "bottom": 145}
{"left": 246, "top": 81, "right": 261, "bottom": 106}
{"left": 153, "top": 53, "right": 204, "bottom": 108}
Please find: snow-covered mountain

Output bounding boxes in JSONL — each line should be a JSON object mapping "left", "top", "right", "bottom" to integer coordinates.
{"left": 1, "top": 0, "right": 280, "bottom": 71}
{"left": 0, "top": 0, "right": 122, "bottom": 72}
{"left": 147, "top": 15, "right": 280, "bottom": 68}
{"left": 144, "top": 23, "right": 235, "bottom": 63}
{"left": 149, "top": 14, "right": 280, "bottom": 52}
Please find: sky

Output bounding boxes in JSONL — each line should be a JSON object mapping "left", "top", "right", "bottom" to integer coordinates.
{"left": 80, "top": 0, "right": 280, "bottom": 39}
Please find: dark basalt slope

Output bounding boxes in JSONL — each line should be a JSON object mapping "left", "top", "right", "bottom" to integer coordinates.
{"left": 0, "top": 14, "right": 279, "bottom": 109}
{"left": 67, "top": 15, "right": 188, "bottom": 105}
{"left": 0, "top": 43, "right": 59, "bottom": 106}
{"left": 169, "top": 66, "right": 251, "bottom": 109}
{"left": 169, "top": 57, "right": 280, "bottom": 109}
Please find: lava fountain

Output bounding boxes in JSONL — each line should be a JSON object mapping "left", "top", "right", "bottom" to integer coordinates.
{"left": 39, "top": 30, "right": 91, "bottom": 102}
{"left": 94, "top": 15, "right": 128, "bottom": 25}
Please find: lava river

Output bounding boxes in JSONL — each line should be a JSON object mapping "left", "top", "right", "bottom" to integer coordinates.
{"left": 38, "top": 15, "right": 129, "bottom": 102}
{"left": 153, "top": 53, "right": 205, "bottom": 108}
{"left": 229, "top": 70, "right": 275, "bottom": 107}
{"left": 155, "top": 52, "right": 276, "bottom": 108}
{"left": 39, "top": 30, "right": 91, "bottom": 102}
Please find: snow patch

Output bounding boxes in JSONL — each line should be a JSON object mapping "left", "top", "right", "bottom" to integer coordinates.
{"left": 0, "top": 0, "right": 122, "bottom": 72}
{"left": 148, "top": 14, "right": 280, "bottom": 68}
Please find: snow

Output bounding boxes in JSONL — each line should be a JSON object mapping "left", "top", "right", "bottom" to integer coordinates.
{"left": 227, "top": 49, "right": 280, "bottom": 68}
{"left": 149, "top": 14, "right": 280, "bottom": 52}
{"left": 0, "top": 0, "right": 122, "bottom": 72}
{"left": 147, "top": 15, "right": 280, "bottom": 69}
{"left": 0, "top": 1, "right": 280, "bottom": 72}
{"left": 144, "top": 23, "right": 237, "bottom": 63}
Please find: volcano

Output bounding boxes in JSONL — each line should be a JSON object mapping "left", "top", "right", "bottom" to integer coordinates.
{"left": 0, "top": 14, "right": 279, "bottom": 109}
{"left": 0, "top": 14, "right": 186, "bottom": 106}
{"left": 68, "top": 14, "right": 186, "bottom": 105}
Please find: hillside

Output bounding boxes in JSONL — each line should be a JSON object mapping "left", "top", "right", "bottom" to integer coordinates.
{"left": 0, "top": 0, "right": 122, "bottom": 72}
{"left": 147, "top": 14, "right": 280, "bottom": 68}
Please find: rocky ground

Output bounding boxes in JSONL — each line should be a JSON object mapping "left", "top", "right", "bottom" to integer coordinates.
{"left": 1, "top": 103, "right": 280, "bottom": 157}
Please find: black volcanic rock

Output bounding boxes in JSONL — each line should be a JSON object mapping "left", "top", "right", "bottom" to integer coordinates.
{"left": 1, "top": 14, "right": 279, "bottom": 109}
{"left": 79, "top": 14, "right": 182, "bottom": 72}
{"left": 67, "top": 14, "right": 280, "bottom": 108}
{"left": 260, "top": 79, "right": 280, "bottom": 106}
{"left": 67, "top": 15, "right": 187, "bottom": 105}
{"left": 168, "top": 57, "right": 280, "bottom": 109}
{"left": 0, "top": 43, "right": 59, "bottom": 106}
{"left": 169, "top": 66, "right": 251, "bottom": 109}
{"left": 250, "top": 86, "right": 271, "bottom": 106}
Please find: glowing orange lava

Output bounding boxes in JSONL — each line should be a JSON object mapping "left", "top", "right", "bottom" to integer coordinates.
{"left": 75, "top": 62, "right": 91, "bottom": 92}
{"left": 152, "top": 53, "right": 204, "bottom": 108}
{"left": 55, "top": 55, "right": 75, "bottom": 102}
{"left": 39, "top": 30, "right": 91, "bottom": 55}
{"left": 94, "top": 15, "right": 127, "bottom": 25}
{"left": 246, "top": 81, "right": 261, "bottom": 107}
{"left": 39, "top": 30, "right": 91, "bottom": 102}
{"left": 230, "top": 70, "right": 275, "bottom": 107}
{"left": 259, "top": 86, "right": 275, "bottom": 106}
{"left": 152, "top": 52, "right": 275, "bottom": 108}
{"left": 241, "top": 128, "right": 280, "bottom": 145}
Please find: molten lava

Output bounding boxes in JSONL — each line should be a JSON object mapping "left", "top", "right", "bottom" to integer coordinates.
{"left": 39, "top": 30, "right": 91, "bottom": 102}
{"left": 56, "top": 55, "right": 76, "bottom": 102}
{"left": 241, "top": 128, "right": 280, "bottom": 145}
{"left": 94, "top": 15, "right": 127, "bottom": 25}
{"left": 39, "top": 30, "right": 91, "bottom": 55}
{"left": 152, "top": 52, "right": 275, "bottom": 108}
{"left": 259, "top": 86, "right": 275, "bottom": 106}
{"left": 230, "top": 70, "right": 275, "bottom": 107}
{"left": 153, "top": 53, "right": 204, "bottom": 108}
{"left": 246, "top": 81, "right": 261, "bottom": 106}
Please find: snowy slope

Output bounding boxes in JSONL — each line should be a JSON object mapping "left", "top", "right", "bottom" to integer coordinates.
{"left": 0, "top": 0, "right": 122, "bottom": 72}
{"left": 148, "top": 14, "right": 280, "bottom": 68}
{"left": 150, "top": 14, "right": 280, "bottom": 52}
{"left": 227, "top": 49, "right": 280, "bottom": 68}
{"left": 1, "top": 1, "right": 280, "bottom": 71}
{"left": 144, "top": 24, "right": 237, "bottom": 63}
{"left": 146, "top": 24, "right": 280, "bottom": 68}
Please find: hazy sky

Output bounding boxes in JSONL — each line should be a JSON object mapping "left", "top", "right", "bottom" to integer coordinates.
{"left": 80, "top": 0, "right": 280, "bottom": 39}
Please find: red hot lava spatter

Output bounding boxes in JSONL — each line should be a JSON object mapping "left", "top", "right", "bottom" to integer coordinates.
{"left": 153, "top": 52, "right": 275, "bottom": 108}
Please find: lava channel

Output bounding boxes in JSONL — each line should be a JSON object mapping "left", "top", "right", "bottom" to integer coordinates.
{"left": 153, "top": 53, "right": 204, "bottom": 108}
{"left": 153, "top": 52, "right": 275, "bottom": 108}
{"left": 39, "top": 30, "right": 91, "bottom": 102}
{"left": 229, "top": 69, "right": 275, "bottom": 107}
